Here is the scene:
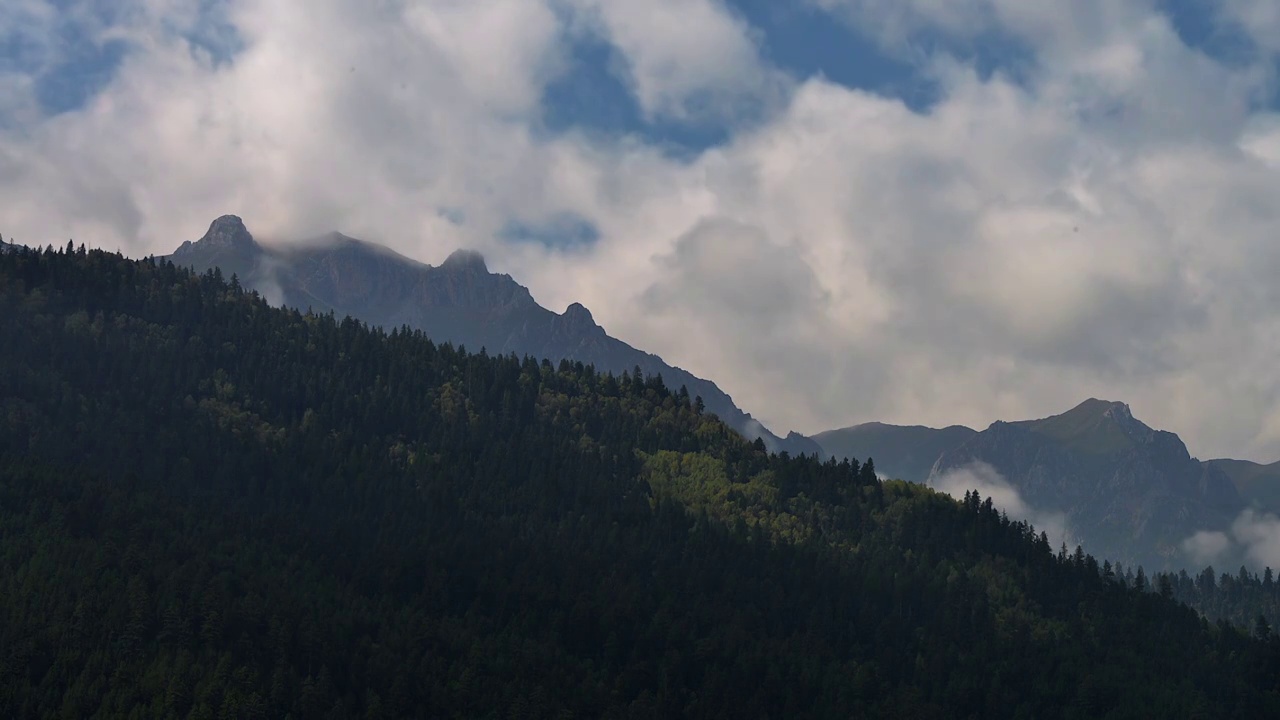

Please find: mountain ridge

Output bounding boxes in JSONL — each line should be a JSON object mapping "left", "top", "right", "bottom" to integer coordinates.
{"left": 169, "top": 215, "right": 821, "bottom": 456}
{"left": 813, "top": 421, "right": 977, "bottom": 482}
{"left": 817, "top": 399, "right": 1274, "bottom": 571}
{"left": 930, "top": 399, "right": 1243, "bottom": 569}
{"left": 1205, "top": 457, "right": 1280, "bottom": 510}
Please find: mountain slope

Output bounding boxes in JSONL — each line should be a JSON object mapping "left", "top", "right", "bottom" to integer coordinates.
{"left": 5, "top": 244, "right": 1280, "bottom": 717}
{"left": 930, "top": 399, "right": 1242, "bottom": 570}
{"left": 168, "top": 215, "right": 820, "bottom": 457}
{"left": 1206, "top": 458, "right": 1280, "bottom": 510}
{"left": 814, "top": 422, "right": 976, "bottom": 482}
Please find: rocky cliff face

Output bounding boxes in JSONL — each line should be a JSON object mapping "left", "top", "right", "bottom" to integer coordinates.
{"left": 167, "top": 216, "right": 821, "bottom": 456}
{"left": 929, "top": 399, "right": 1242, "bottom": 570}
{"left": 171, "top": 216, "right": 259, "bottom": 280}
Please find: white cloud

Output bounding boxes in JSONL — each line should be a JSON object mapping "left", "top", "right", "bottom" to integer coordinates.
{"left": 564, "top": 0, "right": 786, "bottom": 123}
{"left": 3, "top": 0, "right": 1280, "bottom": 464}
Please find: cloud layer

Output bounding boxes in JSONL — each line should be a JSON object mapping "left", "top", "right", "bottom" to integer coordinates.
{"left": 3, "top": 1, "right": 1280, "bottom": 461}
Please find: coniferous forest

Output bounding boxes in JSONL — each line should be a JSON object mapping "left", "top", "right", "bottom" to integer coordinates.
{"left": 4, "top": 245, "right": 1280, "bottom": 719}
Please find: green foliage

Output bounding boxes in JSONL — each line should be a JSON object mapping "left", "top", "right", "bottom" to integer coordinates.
{"left": 1, "top": 246, "right": 1279, "bottom": 718}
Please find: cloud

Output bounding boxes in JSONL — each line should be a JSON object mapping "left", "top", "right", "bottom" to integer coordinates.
{"left": 563, "top": 0, "right": 787, "bottom": 124}
{"left": 1222, "top": 0, "right": 1280, "bottom": 54}
{"left": 1180, "top": 510, "right": 1280, "bottom": 571}
{"left": 636, "top": 217, "right": 835, "bottom": 410}
{"left": 2, "top": 0, "right": 1280, "bottom": 464}
{"left": 1231, "top": 510, "right": 1280, "bottom": 570}
{"left": 931, "top": 461, "right": 1071, "bottom": 548}
{"left": 1182, "top": 530, "right": 1231, "bottom": 568}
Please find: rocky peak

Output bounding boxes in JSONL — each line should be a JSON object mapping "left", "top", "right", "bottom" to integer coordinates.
{"left": 563, "top": 302, "right": 594, "bottom": 324}
{"left": 1102, "top": 401, "right": 1156, "bottom": 442}
{"left": 196, "top": 215, "right": 256, "bottom": 250}
{"left": 1021, "top": 398, "right": 1157, "bottom": 454}
{"left": 930, "top": 397, "right": 1241, "bottom": 569}
{"left": 1103, "top": 401, "right": 1132, "bottom": 420}
{"left": 555, "top": 301, "right": 605, "bottom": 338}
{"left": 441, "top": 249, "right": 488, "bottom": 273}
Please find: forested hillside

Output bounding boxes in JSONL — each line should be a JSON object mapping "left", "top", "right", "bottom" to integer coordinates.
{"left": 2, "top": 245, "right": 1280, "bottom": 719}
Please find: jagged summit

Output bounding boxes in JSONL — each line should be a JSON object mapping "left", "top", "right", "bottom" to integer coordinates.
{"left": 170, "top": 215, "right": 262, "bottom": 280}
{"left": 929, "top": 396, "right": 1239, "bottom": 569}
{"left": 563, "top": 302, "right": 594, "bottom": 324}
{"left": 1022, "top": 398, "right": 1154, "bottom": 454}
{"left": 554, "top": 301, "right": 604, "bottom": 339}
{"left": 1071, "top": 398, "right": 1131, "bottom": 419}
{"left": 441, "top": 248, "right": 488, "bottom": 273}
{"left": 197, "top": 215, "right": 256, "bottom": 249}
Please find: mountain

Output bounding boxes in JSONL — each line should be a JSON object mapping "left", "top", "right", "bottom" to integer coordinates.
{"left": 814, "top": 422, "right": 976, "bottom": 482}
{"left": 929, "top": 398, "right": 1243, "bottom": 570}
{"left": 1205, "top": 458, "right": 1280, "bottom": 510}
{"left": 7, "top": 244, "right": 1280, "bottom": 717}
{"left": 167, "top": 215, "right": 821, "bottom": 457}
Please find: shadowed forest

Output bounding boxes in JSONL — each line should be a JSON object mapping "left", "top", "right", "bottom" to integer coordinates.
{"left": 2, "top": 245, "right": 1280, "bottom": 718}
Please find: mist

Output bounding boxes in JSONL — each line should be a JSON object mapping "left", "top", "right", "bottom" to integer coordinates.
{"left": 930, "top": 461, "right": 1073, "bottom": 550}
{"left": 1181, "top": 509, "right": 1280, "bottom": 571}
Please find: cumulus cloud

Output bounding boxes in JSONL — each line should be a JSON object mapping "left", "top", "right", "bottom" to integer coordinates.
{"left": 931, "top": 461, "right": 1071, "bottom": 548}
{"left": 638, "top": 217, "right": 834, "bottom": 403}
{"left": 3, "top": 0, "right": 1280, "bottom": 463}
{"left": 563, "top": 0, "right": 787, "bottom": 123}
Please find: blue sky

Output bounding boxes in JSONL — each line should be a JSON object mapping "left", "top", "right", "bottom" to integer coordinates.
{"left": 3, "top": 0, "right": 1280, "bottom": 464}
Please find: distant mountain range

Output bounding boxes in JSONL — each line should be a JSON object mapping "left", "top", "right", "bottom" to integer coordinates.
{"left": 932, "top": 399, "right": 1241, "bottom": 570}
{"left": 813, "top": 422, "right": 977, "bottom": 483}
{"left": 1204, "top": 458, "right": 1280, "bottom": 510}
{"left": 815, "top": 399, "right": 1277, "bottom": 571}
{"left": 167, "top": 215, "right": 820, "bottom": 456}
{"left": 159, "top": 216, "right": 1280, "bottom": 569}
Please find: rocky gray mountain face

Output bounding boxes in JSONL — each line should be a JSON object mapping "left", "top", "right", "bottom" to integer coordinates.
{"left": 929, "top": 399, "right": 1243, "bottom": 570}
{"left": 168, "top": 216, "right": 821, "bottom": 456}
{"left": 813, "top": 422, "right": 976, "bottom": 482}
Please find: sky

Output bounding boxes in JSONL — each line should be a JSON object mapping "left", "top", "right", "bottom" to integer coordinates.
{"left": 3, "top": 1, "right": 1280, "bottom": 461}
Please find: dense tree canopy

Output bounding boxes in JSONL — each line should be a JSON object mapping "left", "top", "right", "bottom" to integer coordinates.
{"left": 1, "top": 246, "right": 1279, "bottom": 718}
